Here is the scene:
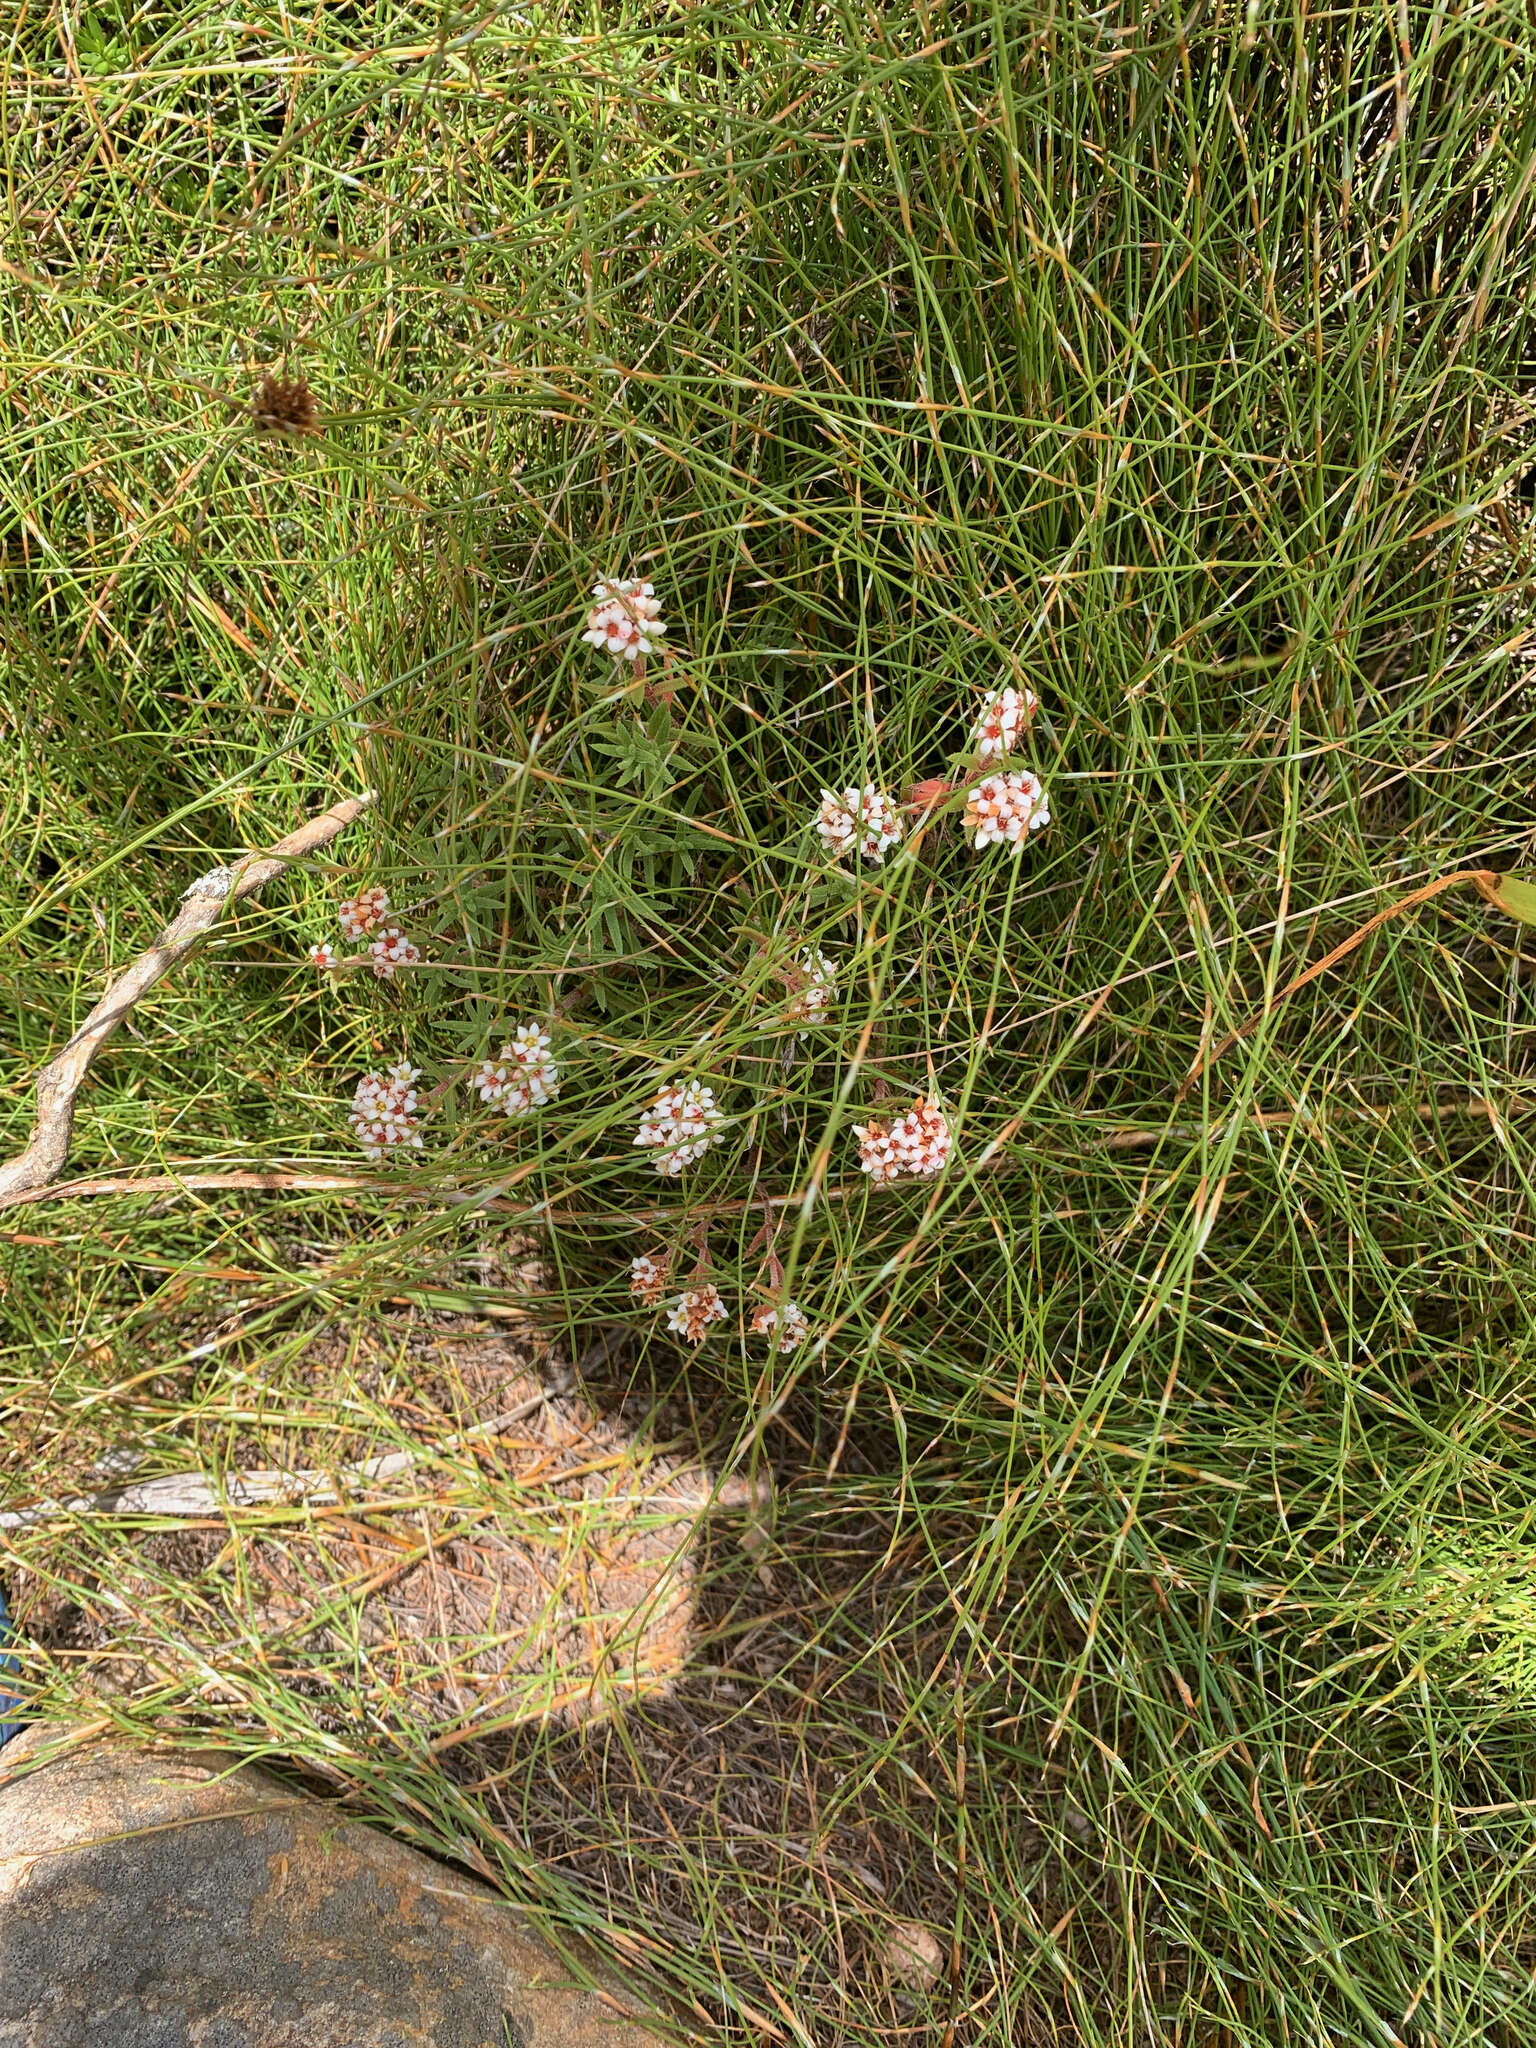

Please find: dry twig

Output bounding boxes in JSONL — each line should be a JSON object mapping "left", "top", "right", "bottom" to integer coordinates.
{"left": 0, "top": 792, "right": 375, "bottom": 1207}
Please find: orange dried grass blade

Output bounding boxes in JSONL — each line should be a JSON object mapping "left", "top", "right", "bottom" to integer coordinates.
{"left": 1186, "top": 867, "right": 1503, "bottom": 1094}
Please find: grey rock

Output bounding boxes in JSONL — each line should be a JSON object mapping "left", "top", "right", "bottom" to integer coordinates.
{"left": 0, "top": 1728, "right": 664, "bottom": 2048}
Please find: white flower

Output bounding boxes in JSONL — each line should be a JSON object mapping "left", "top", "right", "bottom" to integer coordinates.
{"left": 470, "top": 1055, "right": 512, "bottom": 1102}
{"left": 629, "top": 1251, "right": 671, "bottom": 1306}
{"left": 506, "top": 1021, "right": 558, "bottom": 1100}
{"left": 348, "top": 1060, "right": 424, "bottom": 1160}
{"left": 815, "top": 785, "right": 903, "bottom": 866}
{"left": 307, "top": 941, "right": 338, "bottom": 970}
{"left": 499, "top": 1079, "right": 548, "bottom": 1118}
{"left": 891, "top": 1096, "right": 952, "bottom": 1177}
{"left": 751, "top": 1301, "right": 810, "bottom": 1353}
{"left": 785, "top": 949, "right": 837, "bottom": 1025}
{"left": 337, "top": 886, "right": 390, "bottom": 940}
{"left": 853, "top": 1118, "right": 903, "bottom": 1184}
{"left": 582, "top": 577, "right": 667, "bottom": 662}
{"left": 632, "top": 1080, "right": 724, "bottom": 1175}
{"left": 471, "top": 1021, "right": 559, "bottom": 1117}
{"left": 971, "top": 684, "right": 1040, "bottom": 763}
{"left": 666, "top": 1285, "right": 728, "bottom": 1345}
{"left": 368, "top": 927, "right": 421, "bottom": 979}
{"left": 815, "top": 791, "right": 857, "bottom": 862}
{"left": 964, "top": 770, "right": 1050, "bottom": 851}
{"left": 854, "top": 1096, "right": 952, "bottom": 1184}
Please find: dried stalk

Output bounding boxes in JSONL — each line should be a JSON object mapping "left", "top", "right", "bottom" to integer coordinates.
{"left": 0, "top": 792, "right": 375, "bottom": 1207}
{"left": 0, "top": 1170, "right": 386, "bottom": 1208}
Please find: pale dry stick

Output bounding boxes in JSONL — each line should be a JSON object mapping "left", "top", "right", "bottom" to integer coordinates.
{"left": 1183, "top": 867, "right": 1503, "bottom": 1097}
{"left": 0, "top": 1171, "right": 387, "bottom": 1208}
{"left": 0, "top": 792, "right": 376, "bottom": 1208}
{"left": 0, "top": 1387, "right": 556, "bottom": 1530}
{"left": 0, "top": 1376, "right": 770, "bottom": 1532}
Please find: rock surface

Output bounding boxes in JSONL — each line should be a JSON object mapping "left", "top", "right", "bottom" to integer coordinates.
{"left": 0, "top": 1727, "right": 665, "bottom": 2048}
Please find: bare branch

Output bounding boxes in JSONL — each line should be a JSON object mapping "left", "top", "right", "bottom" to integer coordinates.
{"left": 0, "top": 792, "right": 376, "bottom": 1207}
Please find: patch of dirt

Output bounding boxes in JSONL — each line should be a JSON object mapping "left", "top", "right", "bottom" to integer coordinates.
{"left": 9, "top": 1309, "right": 767, "bottom": 1738}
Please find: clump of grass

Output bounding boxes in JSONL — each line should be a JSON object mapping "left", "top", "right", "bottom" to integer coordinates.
{"left": 6, "top": 3, "right": 1536, "bottom": 2041}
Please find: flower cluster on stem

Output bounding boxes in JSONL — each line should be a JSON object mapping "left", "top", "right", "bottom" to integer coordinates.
{"left": 751, "top": 1300, "right": 810, "bottom": 1353}
{"left": 816, "top": 785, "right": 903, "bottom": 866}
{"left": 368, "top": 928, "right": 421, "bottom": 979}
{"left": 471, "top": 1022, "right": 560, "bottom": 1118}
{"left": 348, "top": 1062, "right": 423, "bottom": 1160}
{"left": 854, "top": 1096, "right": 953, "bottom": 1184}
{"left": 629, "top": 1250, "right": 671, "bottom": 1306}
{"left": 964, "top": 770, "right": 1050, "bottom": 852}
{"left": 583, "top": 578, "right": 667, "bottom": 662}
{"left": 666, "top": 1284, "right": 728, "bottom": 1345}
{"left": 316, "top": 886, "right": 424, "bottom": 978}
{"left": 337, "top": 886, "right": 391, "bottom": 941}
{"left": 784, "top": 948, "right": 837, "bottom": 1026}
{"left": 633, "top": 1081, "right": 724, "bottom": 1175}
{"left": 971, "top": 683, "right": 1039, "bottom": 764}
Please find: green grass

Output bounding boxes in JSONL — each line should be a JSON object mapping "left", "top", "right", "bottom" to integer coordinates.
{"left": 6, "top": 0, "right": 1536, "bottom": 2039}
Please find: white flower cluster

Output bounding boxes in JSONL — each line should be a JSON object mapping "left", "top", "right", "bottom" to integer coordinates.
{"left": 319, "top": 583, "right": 1052, "bottom": 1222}
{"left": 815, "top": 785, "right": 903, "bottom": 866}
{"left": 337, "top": 886, "right": 391, "bottom": 941}
{"left": 368, "top": 928, "right": 421, "bottom": 979}
{"left": 971, "top": 683, "right": 1039, "bottom": 764}
{"left": 583, "top": 577, "right": 667, "bottom": 662}
{"left": 750, "top": 1300, "right": 810, "bottom": 1353}
{"left": 666, "top": 1284, "right": 728, "bottom": 1345}
{"left": 629, "top": 1251, "right": 671, "bottom": 1305}
{"left": 854, "top": 1096, "right": 953, "bottom": 1185}
{"left": 633, "top": 1081, "right": 725, "bottom": 1175}
{"left": 785, "top": 948, "right": 837, "bottom": 1025}
{"left": 964, "top": 770, "right": 1050, "bottom": 852}
{"left": 315, "top": 886, "right": 425, "bottom": 980}
{"left": 348, "top": 1061, "right": 423, "bottom": 1160}
{"left": 799, "top": 682, "right": 1050, "bottom": 876}
{"left": 470, "top": 1021, "right": 560, "bottom": 1118}
{"left": 629, "top": 1261, "right": 818, "bottom": 1354}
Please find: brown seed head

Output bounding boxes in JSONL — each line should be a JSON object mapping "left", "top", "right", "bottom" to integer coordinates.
{"left": 252, "top": 370, "right": 317, "bottom": 436}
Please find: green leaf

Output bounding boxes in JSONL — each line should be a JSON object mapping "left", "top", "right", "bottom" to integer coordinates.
{"left": 1491, "top": 874, "right": 1536, "bottom": 928}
